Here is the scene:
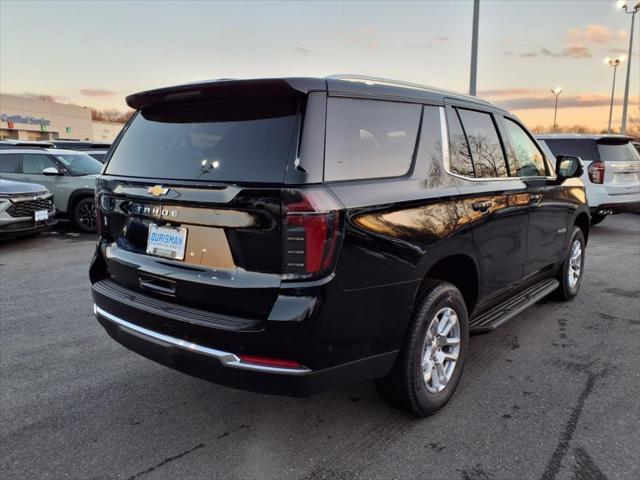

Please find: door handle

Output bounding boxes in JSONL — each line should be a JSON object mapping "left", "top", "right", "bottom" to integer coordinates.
{"left": 472, "top": 201, "right": 492, "bottom": 213}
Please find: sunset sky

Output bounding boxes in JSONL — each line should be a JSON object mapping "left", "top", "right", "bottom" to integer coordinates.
{"left": 1, "top": 0, "right": 638, "bottom": 131}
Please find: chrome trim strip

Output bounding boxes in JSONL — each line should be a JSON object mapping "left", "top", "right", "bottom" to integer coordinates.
{"left": 439, "top": 107, "right": 450, "bottom": 170}
{"left": 94, "top": 304, "right": 310, "bottom": 375}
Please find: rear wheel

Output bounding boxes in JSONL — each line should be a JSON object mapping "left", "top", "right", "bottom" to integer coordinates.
{"left": 590, "top": 213, "right": 606, "bottom": 226}
{"left": 554, "top": 227, "right": 585, "bottom": 301}
{"left": 375, "top": 281, "right": 469, "bottom": 416}
{"left": 73, "top": 197, "right": 97, "bottom": 233}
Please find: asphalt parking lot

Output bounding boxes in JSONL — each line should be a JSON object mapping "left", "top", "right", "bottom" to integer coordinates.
{"left": 1, "top": 215, "right": 638, "bottom": 480}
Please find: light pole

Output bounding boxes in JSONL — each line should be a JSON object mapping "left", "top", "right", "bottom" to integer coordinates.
{"left": 469, "top": 0, "right": 480, "bottom": 96}
{"left": 617, "top": 1, "right": 640, "bottom": 134}
{"left": 605, "top": 56, "right": 625, "bottom": 133}
{"left": 551, "top": 87, "right": 563, "bottom": 131}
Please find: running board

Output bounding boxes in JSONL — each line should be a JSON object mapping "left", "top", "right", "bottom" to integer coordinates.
{"left": 469, "top": 278, "right": 559, "bottom": 333}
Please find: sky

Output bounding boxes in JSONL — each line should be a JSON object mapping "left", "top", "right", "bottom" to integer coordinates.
{"left": 1, "top": 0, "right": 639, "bottom": 131}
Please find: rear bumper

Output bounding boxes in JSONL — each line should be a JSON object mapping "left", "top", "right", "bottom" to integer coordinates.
{"left": 94, "top": 303, "right": 397, "bottom": 396}
{"left": 590, "top": 201, "right": 640, "bottom": 215}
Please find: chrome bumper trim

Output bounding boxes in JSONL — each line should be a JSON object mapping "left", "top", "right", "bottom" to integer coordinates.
{"left": 93, "top": 304, "right": 310, "bottom": 375}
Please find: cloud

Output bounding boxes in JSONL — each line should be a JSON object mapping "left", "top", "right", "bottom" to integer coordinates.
{"left": 292, "top": 46, "right": 313, "bottom": 56}
{"left": 505, "top": 46, "right": 591, "bottom": 59}
{"left": 80, "top": 88, "right": 117, "bottom": 97}
{"left": 566, "top": 25, "right": 612, "bottom": 45}
{"left": 435, "top": 36, "right": 449, "bottom": 42}
{"left": 608, "top": 47, "right": 628, "bottom": 55}
{"left": 491, "top": 94, "right": 639, "bottom": 110}
{"left": 541, "top": 46, "right": 592, "bottom": 58}
{"left": 479, "top": 88, "right": 545, "bottom": 98}
{"left": 617, "top": 30, "right": 628, "bottom": 40}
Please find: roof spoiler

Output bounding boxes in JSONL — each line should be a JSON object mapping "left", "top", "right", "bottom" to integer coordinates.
{"left": 126, "top": 78, "right": 325, "bottom": 110}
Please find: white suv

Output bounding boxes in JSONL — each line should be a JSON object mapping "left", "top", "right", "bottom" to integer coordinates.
{"left": 537, "top": 134, "right": 640, "bottom": 225}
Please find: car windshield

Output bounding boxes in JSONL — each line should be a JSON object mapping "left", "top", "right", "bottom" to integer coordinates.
{"left": 53, "top": 153, "right": 103, "bottom": 176}
{"left": 597, "top": 142, "right": 640, "bottom": 162}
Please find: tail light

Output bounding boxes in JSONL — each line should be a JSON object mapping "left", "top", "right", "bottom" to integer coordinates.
{"left": 588, "top": 160, "right": 605, "bottom": 184}
{"left": 282, "top": 187, "right": 343, "bottom": 280}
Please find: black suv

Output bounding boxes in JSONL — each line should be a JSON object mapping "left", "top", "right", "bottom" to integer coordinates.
{"left": 90, "top": 76, "right": 589, "bottom": 415}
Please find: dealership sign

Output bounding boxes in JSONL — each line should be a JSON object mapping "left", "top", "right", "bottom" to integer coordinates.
{"left": 1, "top": 113, "right": 51, "bottom": 127}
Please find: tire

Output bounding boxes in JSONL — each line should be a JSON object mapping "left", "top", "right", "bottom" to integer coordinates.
{"left": 590, "top": 213, "right": 606, "bottom": 226}
{"left": 73, "top": 197, "right": 97, "bottom": 233}
{"left": 375, "top": 280, "right": 469, "bottom": 416}
{"left": 554, "top": 226, "right": 586, "bottom": 301}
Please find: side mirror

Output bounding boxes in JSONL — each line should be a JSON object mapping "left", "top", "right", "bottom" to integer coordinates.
{"left": 555, "top": 155, "right": 583, "bottom": 181}
{"left": 42, "top": 167, "right": 62, "bottom": 176}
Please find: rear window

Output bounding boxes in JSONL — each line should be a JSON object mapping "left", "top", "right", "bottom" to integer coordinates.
{"left": 542, "top": 139, "right": 598, "bottom": 161}
{"left": 324, "top": 98, "right": 421, "bottom": 181}
{"left": 597, "top": 142, "right": 640, "bottom": 162}
{"left": 105, "top": 98, "right": 300, "bottom": 182}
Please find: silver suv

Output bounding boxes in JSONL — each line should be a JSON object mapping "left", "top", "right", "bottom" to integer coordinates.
{"left": 0, "top": 146, "right": 102, "bottom": 232}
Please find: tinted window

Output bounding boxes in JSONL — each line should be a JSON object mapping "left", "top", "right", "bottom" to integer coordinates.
{"left": 88, "top": 152, "right": 106, "bottom": 162}
{"left": 106, "top": 98, "right": 300, "bottom": 182}
{"left": 458, "top": 108, "right": 508, "bottom": 178}
{"left": 447, "top": 109, "right": 474, "bottom": 177}
{"left": 0, "top": 153, "right": 20, "bottom": 173}
{"left": 503, "top": 118, "right": 547, "bottom": 177}
{"left": 325, "top": 98, "right": 421, "bottom": 181}
{"left": 53, "top": 153, "right": 102, "bottom": 176}
{"left": 542, "top": 139, "right": 597, "bottom": 161}
{"left": 22, "top": 154, "right": 56, "bottom": 174}
{"left": 597, "top": 142, "right": 640, "bottom": 162}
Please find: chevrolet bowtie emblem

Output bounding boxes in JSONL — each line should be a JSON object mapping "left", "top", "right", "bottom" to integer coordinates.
{"left": 147, "top": 185, "right": 169, "bottom": 197}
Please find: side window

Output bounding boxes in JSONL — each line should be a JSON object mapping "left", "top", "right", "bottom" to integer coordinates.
{"left": 0, "top": 153, "right": 20, "bottom": 173}
{"left": 503, "top": 118, "right": 547, "bottom": 177}
{"left": 22, "top": 154, "right": 56, "bottom": 174}
{"left": 457, "top": 108, "right": 509, "bottom": 178}
{"left": 447, "top": 108, "right": 474, "bottom": 177}
{"left": 324, "top": 97, "right": 421, "bottom": 181}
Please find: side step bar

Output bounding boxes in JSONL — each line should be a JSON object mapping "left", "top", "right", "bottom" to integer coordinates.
{"left": 470, "top": 278, "right": 559, "bottom": 333}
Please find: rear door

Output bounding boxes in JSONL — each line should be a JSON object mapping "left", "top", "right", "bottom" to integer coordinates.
{"left": 96, "top": 95, "right": 302, "bottom": 319}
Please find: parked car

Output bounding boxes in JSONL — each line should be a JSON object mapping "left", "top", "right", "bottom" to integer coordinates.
{"left": 90, "top": 76, "right": 589, "bottom": 416}
{"left": 50, "top": 140, "right": 110, "bottom": 150}
{"left": 0, "top": 179, "right": 56, "bottom": 237}
{"left": 0, "top": 146, "right": 102, "bottom": 232}
{"left": 537, "top": 134, "right": 640, "bottom": 225}
{"left": 50, "top": 141, "right": 111, "bottom": 163}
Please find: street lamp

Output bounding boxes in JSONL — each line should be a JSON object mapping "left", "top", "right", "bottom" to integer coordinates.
{"left": 617, "top": 1, "right": 640, "bottom": 134}
{"left": 551, "top": 87, "right": 563, "bottom": 131}
{"left": 605, "top": 56, "right": 625, "bottom": 133}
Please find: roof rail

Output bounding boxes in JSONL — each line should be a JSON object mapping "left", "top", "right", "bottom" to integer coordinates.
{"left": 326, "top": 74, "right": 493, "bottom": 105}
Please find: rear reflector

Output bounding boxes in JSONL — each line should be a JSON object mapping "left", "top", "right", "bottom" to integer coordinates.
{"left": 238, "top": 355, "right": 304, "bottom": 370}
{"left": 282, "top": 188, "right": 343, "bottom": 280}
{"left": 588, "top": 160, "right": 605, "bottom": 184}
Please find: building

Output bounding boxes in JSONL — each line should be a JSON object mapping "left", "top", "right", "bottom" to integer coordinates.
{"left": 92, "top": 120, "right": 124, "bottom": 142}
{"left": 0, "top": 93, "right": 122, "bottom": 142}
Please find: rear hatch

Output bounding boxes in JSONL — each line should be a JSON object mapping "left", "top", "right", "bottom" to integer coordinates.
{"left": 95, "top": 93, "right": 302, "bottom": 320}
{"left": 597, "top": 139, "right": 640, "bottom": 195}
